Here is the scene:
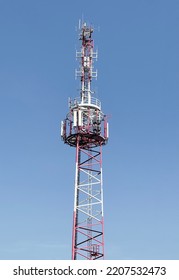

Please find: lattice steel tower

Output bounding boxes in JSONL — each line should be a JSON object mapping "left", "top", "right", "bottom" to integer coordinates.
{"left": 61, "top": 22, "right": 109, "bottom": 260}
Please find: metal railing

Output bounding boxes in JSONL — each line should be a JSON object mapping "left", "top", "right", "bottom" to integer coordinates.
{"left": 69, "top": 96, "right": 101, "bottom": 109}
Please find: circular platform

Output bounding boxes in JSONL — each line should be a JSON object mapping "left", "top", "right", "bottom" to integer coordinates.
{"left": 64, "top": 132, "right": 107, "bottom": 147}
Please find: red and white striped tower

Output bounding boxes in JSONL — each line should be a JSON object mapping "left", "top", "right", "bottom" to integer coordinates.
{"left": 61, "top": 22, "right": 109, "bottom": 260}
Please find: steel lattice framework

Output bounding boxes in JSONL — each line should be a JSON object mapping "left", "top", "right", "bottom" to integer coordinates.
{"left": 61, "top": 22, "right": 108, "bottom": 260}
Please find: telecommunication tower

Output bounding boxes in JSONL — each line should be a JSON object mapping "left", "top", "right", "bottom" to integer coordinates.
{"left": 61, "top": 22, "right": 109, "bottom": 260}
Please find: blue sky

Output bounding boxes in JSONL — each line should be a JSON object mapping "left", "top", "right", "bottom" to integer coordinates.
{"left": 0, "top": 0, "right": 178, "bottom": 260}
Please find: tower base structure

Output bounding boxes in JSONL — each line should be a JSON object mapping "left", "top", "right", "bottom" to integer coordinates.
{"left": 72, "top": 141, "right": 104, "bottom": 260}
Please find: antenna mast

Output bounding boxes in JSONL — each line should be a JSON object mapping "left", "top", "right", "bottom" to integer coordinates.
{"left": 61, "top": 21, "right": 109, "bottom": 260}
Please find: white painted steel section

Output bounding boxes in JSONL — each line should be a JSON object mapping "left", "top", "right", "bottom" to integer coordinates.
{"left": 74, "top": 161, "right": 78, "bottom": 211}
{"left": 107, "top": 122, "right": 109, "bottom": 138}
{"left": 61, "top": 121, "right": 64, "bottom": 136}
{"left": 75, "top": 148, "right": 103, "bottom": 226}
{"left": 76, "top": 208, "right": 101, "bottom": 222}
{"left": 73, "top": 110, "right": 77, "bottom": 127}
{"left": 78, "top": 110, "right": 82, "bottom": 126}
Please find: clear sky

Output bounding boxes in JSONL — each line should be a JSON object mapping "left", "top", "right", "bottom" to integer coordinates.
{"left": 0, "top": 0, "right": 178, "bottom": 260}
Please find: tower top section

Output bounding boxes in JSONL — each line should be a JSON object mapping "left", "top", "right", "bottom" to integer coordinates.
{"left": 61, "top": 22, "right": 108, "bottom": 148}
{"left": 80, "top": 21, "right": 93, "bottom": 39}
{"left": 75, "top": 21, "right": 98, "bottom": 108}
